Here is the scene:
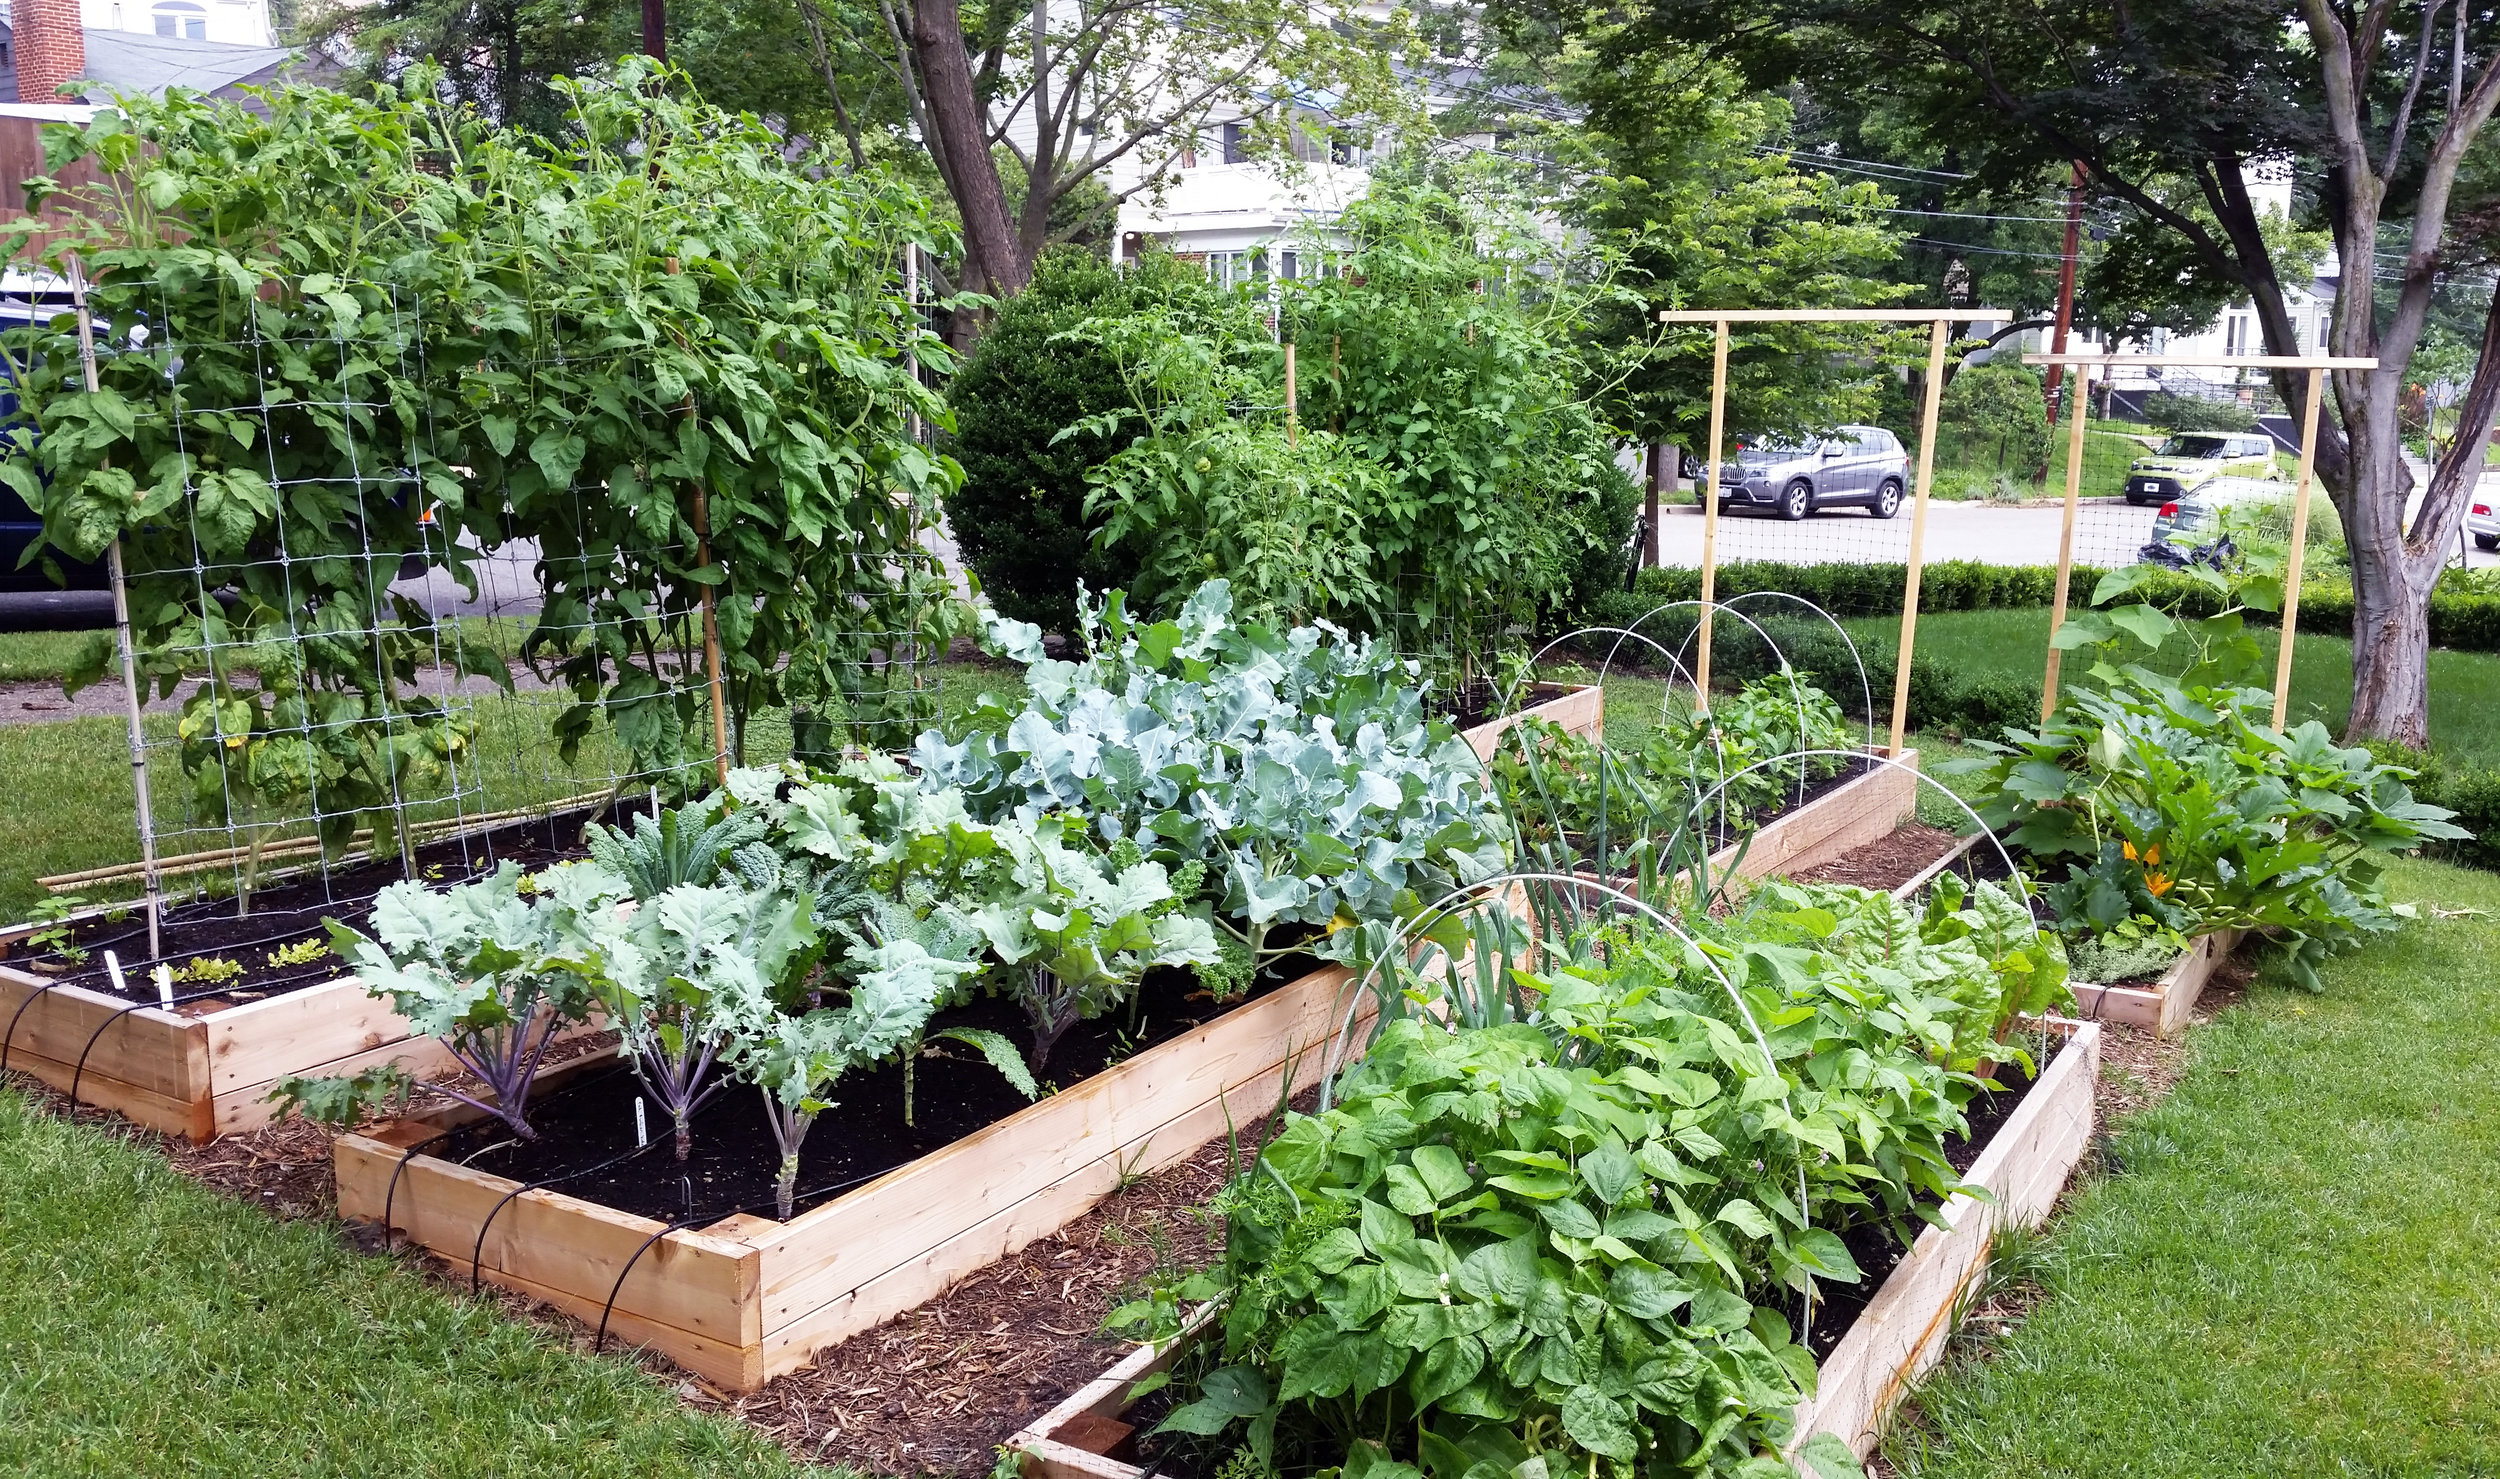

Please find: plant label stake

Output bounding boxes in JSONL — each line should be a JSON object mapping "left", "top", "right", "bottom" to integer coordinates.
{"left": 103, "top": 950, "right": 135, "bottom": 1002}
{"left": 152, "top": 963, "right": 175, "bottom": 1009}
{"left": 634, "top": 1096, "right": 649, "bottom": 1149}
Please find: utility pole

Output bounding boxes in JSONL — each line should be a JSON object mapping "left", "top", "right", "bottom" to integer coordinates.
{"left": 2043, "top": 162, "right": 2085, "bottom": 425}
{"left": 643, "top": 0, "right": 666, "bottom": 61}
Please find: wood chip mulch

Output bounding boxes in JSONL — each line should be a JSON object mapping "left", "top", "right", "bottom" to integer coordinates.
{"left": 1786, "top": 822, "right": 1965, "bottom": 893}
{"left": 726, "top": 1120, "right": 1276, "bottom": 1476}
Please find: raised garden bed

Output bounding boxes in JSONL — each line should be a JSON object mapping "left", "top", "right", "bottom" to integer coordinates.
{"left": 2070, "top": 927, "right": 2245, "bottom": 1038}
{"left": 334, "top": 954, "right": 1369, "bottom": 1392}
{"left": 1713, "top": 748, "right": 1920, "bottom": 882}
{"left": 0, "top": 808, "right": 604, "bottom": 1142}
{"left": 317, "top": 682, "right": 1601, "bottom": 1389}
{"left": 1458, "top": 682, "right": 1602, "bottom": 761}
{"left": 1003, "top": 1015, "right": 2103, "bottom": 1474}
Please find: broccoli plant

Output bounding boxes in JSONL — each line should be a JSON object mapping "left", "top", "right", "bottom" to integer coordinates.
{"left": 291, "top": 862, "right": 614, "bottom": 1139}
{"left": 967, "top": 822, "right": 1220, "bottom": 1071}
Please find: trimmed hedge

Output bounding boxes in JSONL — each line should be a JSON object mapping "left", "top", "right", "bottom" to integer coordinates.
{"left": 1570, "top": 596, "right": 2042, "bottom": 744}
{"left": 1597, "top": 559, "right": 2500, "bottom": 653}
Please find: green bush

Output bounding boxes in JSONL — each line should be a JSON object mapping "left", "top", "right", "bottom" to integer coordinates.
{"left": 1940, "top": 362, "right": 2051, "bottom": 477}
{"left": 942, "top": 250, "right": 1225, "bottom": 634}
{"left": 1593, "top": 559, "right": 2500, "bottom": 656}
{"left": 2143, "top": 389, "right": 2259, "bottom": 432}
{"left": 2364, "top": 742, "right": 2500, "bottom": 870}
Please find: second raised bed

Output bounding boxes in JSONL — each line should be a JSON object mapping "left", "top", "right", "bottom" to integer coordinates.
{"left": 1005, "top": 1014, "right": 2103, "bottom": 1474}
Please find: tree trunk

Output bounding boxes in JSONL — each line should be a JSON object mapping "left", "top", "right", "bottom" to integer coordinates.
{"left": 911, "top": 0, "right": 1029, "bottom": 302}
{"left": 2346, "top": 546, "right": 2435, "bottom": 747}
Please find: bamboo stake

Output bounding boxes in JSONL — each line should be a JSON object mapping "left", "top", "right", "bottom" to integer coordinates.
{"left": 1695, "top": 320, "right": 1730, "bottom": 712}
{"left": 1284, "top": 342, "right": 1297, "bottom": 446}
{"left": 2272, "top": 365, "right": 2327, "bottom": 732}
{"left": 37, "top": 793, "right": 612, "bottom": 892}
{"left": 70, "top": 261, "right": 164, "bottom": 961}
{"left": 1890, "top": 318, "right": 1949, "bottom": 756}
{"left": 2042, "top": 364, "right": 2093, "bottom": 720}
{"left": 667, "top": 256, "right": 731, "bottom": 787}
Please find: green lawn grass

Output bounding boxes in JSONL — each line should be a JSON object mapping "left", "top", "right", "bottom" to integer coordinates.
{"left": 1890, "top": 853, "right": 2500, "bottom": 1477}
{"left": 0, "top": 1088, "right": 834, "bottom": 1478}
{"left": 0, "top": 662, "right": 1028, "bottom": 924}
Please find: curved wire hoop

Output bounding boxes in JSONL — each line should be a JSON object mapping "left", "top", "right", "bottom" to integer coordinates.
{"left": 1679, "top": 749, "right": 2032, "bottom": 910}
{"left": 1713, "top": 590, "right": 1880, "bottom": 755}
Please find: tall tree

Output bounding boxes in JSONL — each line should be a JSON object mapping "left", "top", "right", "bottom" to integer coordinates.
{"left": 846, "top": 0, "right": 1416, "bottom": 303}
{"left": 1608, "top": 0, "right": 2500, "bottom": 747}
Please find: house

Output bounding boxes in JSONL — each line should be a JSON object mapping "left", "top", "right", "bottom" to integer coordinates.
{"left": 2, "top": 0, "right": 319, "bottom": 108}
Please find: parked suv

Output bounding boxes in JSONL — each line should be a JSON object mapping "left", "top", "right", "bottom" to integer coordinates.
{"left": 1716, "top": 425, "right": 1911, "bottom": 520}
{"left": 2122, "top": 431, "right": 2281, "bottom": 506}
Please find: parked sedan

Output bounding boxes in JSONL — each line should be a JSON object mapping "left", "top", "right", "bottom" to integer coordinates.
{"left": 1715, "top": 425, "right": 1910, "bottom": 520}
{"left": 2140, "top": 475, "right": 2289, "bottom": 563}
{"left": 2469, "top": 495, "right": 2497, "bottom": 552}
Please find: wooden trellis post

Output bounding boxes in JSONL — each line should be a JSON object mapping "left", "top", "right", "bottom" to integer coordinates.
{"left": 2042, "top": 364, "right": 2094, "bottom": 719}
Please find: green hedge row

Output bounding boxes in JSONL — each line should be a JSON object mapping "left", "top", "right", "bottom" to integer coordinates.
{"left": 1592, "top": 559, "right": 2500, "bottom": 653}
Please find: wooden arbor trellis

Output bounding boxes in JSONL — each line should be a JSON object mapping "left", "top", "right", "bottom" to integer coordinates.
{"left": 2022, "top": 351, "right": 2377, "bottom": 731}
{"left": 1658, "top": 308, "right": 1981, "bottom": 755}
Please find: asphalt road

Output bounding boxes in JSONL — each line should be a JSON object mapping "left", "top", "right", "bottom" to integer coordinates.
{"left": 1655, "top": 494, "right": 2500, "bottom": 572}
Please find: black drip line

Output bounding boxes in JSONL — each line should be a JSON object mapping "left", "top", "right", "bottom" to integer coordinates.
{"left": 2, "top": 976, "right": 246, "bottom": 1112}
{"left": 379, "top": 1058, "right": 636, "bottom": 1257}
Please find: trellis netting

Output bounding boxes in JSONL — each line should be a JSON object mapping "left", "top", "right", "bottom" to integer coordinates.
{"left": 0, "top": 62, "right": 966, "bottom": 922}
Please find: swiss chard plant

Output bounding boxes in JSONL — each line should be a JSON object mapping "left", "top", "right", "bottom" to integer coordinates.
{"left": 279, "top": 862, "right": 616, "bottom": 1139}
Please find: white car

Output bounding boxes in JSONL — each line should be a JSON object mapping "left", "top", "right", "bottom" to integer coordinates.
{"left": 2142, "top": 475, "right": 2291, "bottom": 563}
{"left": 2471, "top": 495, "right": 2498, "bottom": 552}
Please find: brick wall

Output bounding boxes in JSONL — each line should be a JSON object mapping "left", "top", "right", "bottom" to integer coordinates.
{"left": 14, "top": 0, "right": 85, "bottom": 103}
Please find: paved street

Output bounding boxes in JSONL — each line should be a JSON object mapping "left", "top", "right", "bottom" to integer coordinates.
{"left": 1656, "top": 491, "right": 2500, "bottom": 571}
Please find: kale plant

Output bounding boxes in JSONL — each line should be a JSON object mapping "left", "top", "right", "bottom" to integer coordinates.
{"left": 286, "top": 863, "right": 616, "bottom": 1139}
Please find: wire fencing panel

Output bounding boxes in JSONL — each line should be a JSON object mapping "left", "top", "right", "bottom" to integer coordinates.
{"left": 10, "top": 268, "right": 948, "bottom": 922}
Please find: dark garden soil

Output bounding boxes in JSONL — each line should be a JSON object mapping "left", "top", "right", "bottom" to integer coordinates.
{"left": 1790, "top": 822, "right": 1966, "bottom": 893}
{"left": 15, "top": 804, "right": 616, "bottom": 1006}
{"left": 1434, "top": 679, "right": 1577, "bottom": 733}
{"left": 438, "top": 951, "right": 1323, "bottom": 1227}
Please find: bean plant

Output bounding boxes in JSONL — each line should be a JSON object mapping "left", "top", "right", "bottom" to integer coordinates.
{"left": 1130, "top": 877, "right": 2064, "bottom": 1478}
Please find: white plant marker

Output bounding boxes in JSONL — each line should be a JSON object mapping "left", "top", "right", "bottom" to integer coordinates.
{"left": 104, "top": 950, "right": 132, "bottom": 999}
{"left": 152, "top": 962, "right": 174, "bottom": 1008}
{"left": 633, "top": 1097, "right": 648, "bottom": 1148}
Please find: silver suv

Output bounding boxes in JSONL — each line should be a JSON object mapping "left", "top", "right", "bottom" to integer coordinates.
{"left": 1716, "top": 425, "right": 1911, "bottom": 520}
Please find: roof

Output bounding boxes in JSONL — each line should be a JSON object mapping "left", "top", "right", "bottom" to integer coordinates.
{"left": 76, "top": 29, "right": 303, "bottom": 99}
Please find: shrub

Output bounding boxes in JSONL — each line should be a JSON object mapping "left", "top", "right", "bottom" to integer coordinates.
{"left": 1940, "top": 362, "right": 2051, "bottom": 477}
{"left": 2143, "top": 389, "right": 2259, "bottom": 432}
{"left": 942, "top": 250, "right": 1225, "bottom": 634}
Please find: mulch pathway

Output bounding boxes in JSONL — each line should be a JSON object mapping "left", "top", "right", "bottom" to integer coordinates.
{"left": 1787, "top": 821, "right": 1965, "bottom": 893}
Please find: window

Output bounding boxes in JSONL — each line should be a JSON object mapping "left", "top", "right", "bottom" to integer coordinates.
{"left": 1220, "top": 122, "right": 1246, "bottom": 164}
{"left": 154, "top": 0, "right": 208, "bottom": 37}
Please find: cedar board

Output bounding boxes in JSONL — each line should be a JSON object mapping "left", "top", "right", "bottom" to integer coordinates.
{"left": 1713, "top": 750, "right": 1921, "bottom": 882}
{"left": 2070, "top": 927, "right": 2244, "bottom": 1038}
{"left": 333, "top": 958, "right": 1371, "bottom": 1393}
{"left": 0, "top": 915, "right": 538, "bottom": 1143}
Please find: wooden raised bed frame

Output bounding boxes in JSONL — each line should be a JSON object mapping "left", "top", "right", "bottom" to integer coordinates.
{"left": 2071, "top": 927, "right": 2244, "bottom": 1038}
{"left": 1715, "top": 750, "right": 1919, "bottom": 882}
{"left": 1005, "top": 1016, "right": 2103, "bottom": 1475}
{"left": 0, "top": 913, "right": 478, "bottom": 1143}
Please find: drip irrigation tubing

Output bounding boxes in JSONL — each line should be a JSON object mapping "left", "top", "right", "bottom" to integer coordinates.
{"left": 381, "top": 1059, "right": 633, "bottom": 1255}
{"left": 61, "top": 981, "right": 261, "bottom": 1111}
{"left": 588, "top": 1162, "right": 905, "bottom": 1354}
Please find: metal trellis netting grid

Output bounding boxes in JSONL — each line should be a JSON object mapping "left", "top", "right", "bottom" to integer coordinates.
{"left": 13, "top": 268, "right": 949, "bottom": 959}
